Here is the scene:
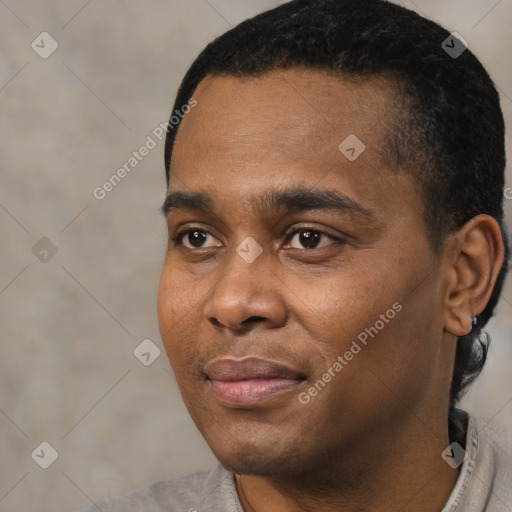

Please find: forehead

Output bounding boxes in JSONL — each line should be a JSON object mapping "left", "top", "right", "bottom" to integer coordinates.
{"left": 168, "top": 68, "right": 423, "bottom": 225}
{"left": 171, "top": 68, "right": 396, "bottom": 173}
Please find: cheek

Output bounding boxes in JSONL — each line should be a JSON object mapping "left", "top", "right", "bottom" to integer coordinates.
{"left": 157, "top": 260, "right": 209, "bottom": 326}
{"left": 157, "top": 264, "right": 203, "bottom": 367}
{"left": 157, "top": 266, "right": 177, "bottom": 341}
{"left": 282, "top": 250, "right": 439, "bottom": 394}
{"left": 282, "top": 265, "right": 396, "bottom": 357}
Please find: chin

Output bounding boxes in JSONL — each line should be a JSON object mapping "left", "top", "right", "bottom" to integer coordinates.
{"left": 205, "top": 432, "right": 312, "bottom": 477}
{"left": 216, "top": 450, "right": 297, "bottom": 477}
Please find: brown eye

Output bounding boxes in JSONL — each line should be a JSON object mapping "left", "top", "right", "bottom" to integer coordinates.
{"left": 174, "top": 229, "right": 221, "bottom": 249}
{"left": 287, "top": 229, "right": 338, "bottom": 249}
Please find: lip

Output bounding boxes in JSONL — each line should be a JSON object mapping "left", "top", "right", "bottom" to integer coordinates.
{"left": 204, "top": 356, "right": 306, "bottom": 407}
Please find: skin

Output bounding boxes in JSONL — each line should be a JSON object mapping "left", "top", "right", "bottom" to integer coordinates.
{"left": 157, "top": 68, "right": 504, "bottom": 512}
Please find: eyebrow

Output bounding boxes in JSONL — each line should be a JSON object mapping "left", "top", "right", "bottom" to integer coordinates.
{"left": 160, "top": 186, "right": 375, "bottom": 220}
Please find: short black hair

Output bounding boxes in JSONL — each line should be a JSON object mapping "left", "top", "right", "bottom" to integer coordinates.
{"left": 163, "top": 0, "right": 509, "bottom": 443}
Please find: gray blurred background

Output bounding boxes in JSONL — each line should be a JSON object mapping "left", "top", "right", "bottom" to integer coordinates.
{"left": 0, "top": 1, "right": 511, "bottom": 510}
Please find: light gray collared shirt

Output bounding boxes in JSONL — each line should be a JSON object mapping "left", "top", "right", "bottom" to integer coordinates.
{"left": 78, "top": 414, "right": 512, "bottom": 511}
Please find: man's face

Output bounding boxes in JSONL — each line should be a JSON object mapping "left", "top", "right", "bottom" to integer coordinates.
{"left": 157, "top": 69, "right": 451, "bottom": 477}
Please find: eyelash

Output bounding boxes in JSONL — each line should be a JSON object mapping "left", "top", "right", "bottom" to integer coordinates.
{"left": 170, "top": 226, "right": 345, "bottom": 249}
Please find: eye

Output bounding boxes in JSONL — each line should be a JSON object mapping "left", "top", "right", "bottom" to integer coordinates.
{"left": 285, "top": 228, "right": 342, "bottom": 249}
{"left": 171, "top": 227, "right": 343, "bottom": 251}
{"left": 172, "top": 229, "right": 221, "bottom": 249}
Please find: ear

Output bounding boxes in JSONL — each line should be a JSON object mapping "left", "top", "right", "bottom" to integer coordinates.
{"left": 443, "top": 215, "right": 504, "bottom": 337}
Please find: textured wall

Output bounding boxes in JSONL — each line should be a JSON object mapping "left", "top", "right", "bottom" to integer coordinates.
{"left": 0, "top": 1, "right": 511, "bottom": 511}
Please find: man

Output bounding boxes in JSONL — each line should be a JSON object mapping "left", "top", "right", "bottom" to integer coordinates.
{"left": 80, "top": 0, "right": 511, "bottom": 510}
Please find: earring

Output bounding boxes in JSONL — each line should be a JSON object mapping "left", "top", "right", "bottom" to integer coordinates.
{"left": 471, "top": 316, "right": 477, "bottom": 326}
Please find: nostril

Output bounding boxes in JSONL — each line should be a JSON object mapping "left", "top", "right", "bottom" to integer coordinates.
{"left": 247, "top": 316, "right": 266, "bottom": 322}
{"left": 208, "top": 315, "right": 268, "bottom": 332}
{"left": 208, "top": 317, "right": 224, "bottom": 329}
{"left": 235, "top": 316, "right": 270, "bottom": 333}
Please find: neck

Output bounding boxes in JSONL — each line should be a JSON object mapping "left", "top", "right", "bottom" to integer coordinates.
{"left": 235, "top": 415, "right": 461, "bottom": 512}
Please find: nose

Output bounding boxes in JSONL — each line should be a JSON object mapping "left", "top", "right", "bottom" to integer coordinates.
{"left": 203, "top": 247, "right": 288, "bottom": 333}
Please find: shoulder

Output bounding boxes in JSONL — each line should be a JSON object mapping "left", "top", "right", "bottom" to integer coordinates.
{"left": 443, "top": 413, "right": 512, "bottom": 511}
{"left": 76, "top": 464, "right": 241, "bottom": 512}
{"left": 457, "top": 414, "right": 512, "bottom": 510}
{"left": 477, "top": 417, "right": 512, "bottom": 496}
